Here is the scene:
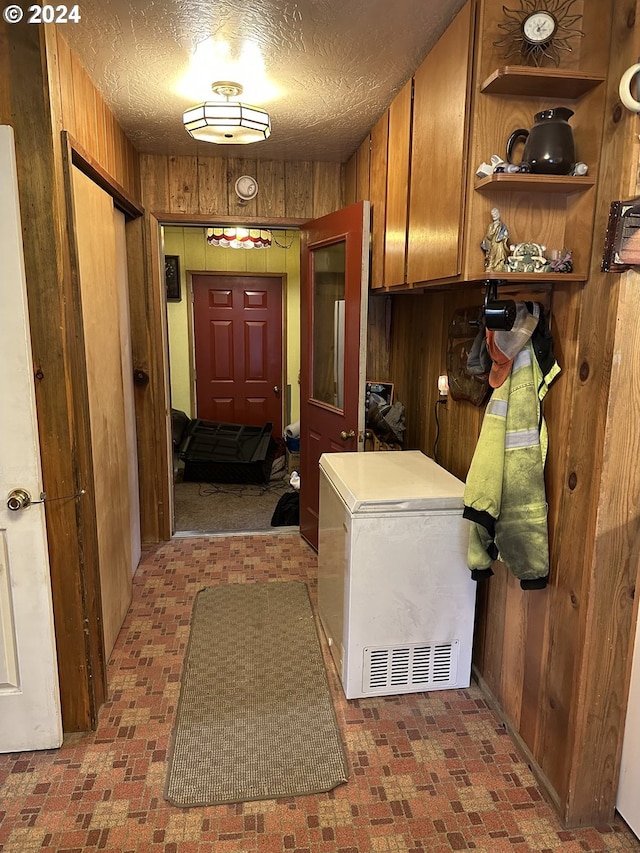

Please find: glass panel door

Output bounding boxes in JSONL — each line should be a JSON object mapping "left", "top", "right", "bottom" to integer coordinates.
{"left": 299, "top": 200, "right": 369, "bottom": 549}
{"left": 311, "top": 240, "right": 346, "bottom": 410}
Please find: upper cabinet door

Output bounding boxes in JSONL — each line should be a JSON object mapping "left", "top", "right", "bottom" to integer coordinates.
{"left": 384, "top": 78, "right": 413, "bottom": 288}
{"left": 369, "top": 110, "right": 389, "bottom": 290}
{"left": 407, "top": 0, "right": 475, "bottom": 284}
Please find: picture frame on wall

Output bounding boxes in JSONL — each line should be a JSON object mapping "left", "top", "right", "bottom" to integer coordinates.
{"left": 165, "top": 255, "right": 181, "bottom": 301}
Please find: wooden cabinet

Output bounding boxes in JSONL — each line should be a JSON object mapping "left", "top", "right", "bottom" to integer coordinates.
{"left": 459, "top": 0, "right": 610, "bottom": 284}
{"left": 383, "top": 79, "right": 413, "bottom": 287}
{"left": 369, "top": 111, "right": 389, "bottom": 290}
{"left": 367, "top": 80, "right": 411, "bottom": 290}
{"left": 363, "top": 0, "right": 610, "bottom": 291}
{"left": 407, "top": 0, "right": 475, "bottom": 284}
{"left": 344, "top": 133, "right": 372, "bottom": 206}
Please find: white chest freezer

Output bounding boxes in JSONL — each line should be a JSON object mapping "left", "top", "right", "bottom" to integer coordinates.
{"left": 317, "top": 451, "right": 476, "bottom": 699}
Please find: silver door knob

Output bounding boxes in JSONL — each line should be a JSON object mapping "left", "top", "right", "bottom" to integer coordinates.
{"left": 273, "top": 385, "right": 280, "bottom": 394}
{"left": 340, "top": 429, "right": 356, "bottom": 441}
{"left": 7, "top": 488, "right": 31, "bottom": 512}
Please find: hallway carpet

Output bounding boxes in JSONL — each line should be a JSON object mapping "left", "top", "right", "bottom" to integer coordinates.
{"left": 0, "top": 534, "right": 637, "bottom": 853}
{"left": 173, "top": 475, "right": 292, "bottom": 533}
{"left": 165, "top": 582, "right": 347, "bottom": 806}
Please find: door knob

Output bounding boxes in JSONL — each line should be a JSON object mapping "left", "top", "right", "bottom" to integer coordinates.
{"left": 133, "top": 368, "right": 149, "bottom": 386}
{"left": 340, "top": 429, "right": 356, "bottom": 441}
{"left": 7, "top": 488, "right": 31, "bottom": 512}
{"left": 273, "top": 385, "right": 280, "bottom": 394}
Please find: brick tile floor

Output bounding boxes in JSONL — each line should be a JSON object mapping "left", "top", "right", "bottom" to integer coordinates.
{"left": 0, "top": 534, "right": 638, "bottom": 852}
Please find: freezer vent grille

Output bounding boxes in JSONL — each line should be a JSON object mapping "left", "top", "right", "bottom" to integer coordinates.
{"left": 363, "top": 641, "right": 459, "bottom": 694}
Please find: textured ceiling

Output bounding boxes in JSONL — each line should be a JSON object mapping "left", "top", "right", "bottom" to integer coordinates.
{"left": 62, "top": 0, "right": 466, "bottom": 162}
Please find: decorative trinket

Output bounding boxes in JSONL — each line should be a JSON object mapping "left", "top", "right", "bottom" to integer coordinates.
{"left": 481, "top": 208, "right": 510, "bottom": 272}
{"left": 506, "top": 242, "right": 548, "bottom": 273}
{"left": 544, "top": 248, "right": 573, "bottom": 273}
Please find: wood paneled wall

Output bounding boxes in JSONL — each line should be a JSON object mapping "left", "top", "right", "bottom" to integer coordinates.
{"left": 1, "top": 22, "right": 103, "bottom": 732}
{"left": 0, "top": 22, "right": 144, "bottom": 732}
{"left": 387, "top": 289, "right": 485, "bottom": 478}
{"left": 139, "top": 153, "right": 343, "bottom": 221}
{"left": 366, "top": 0, "right": 640, "bottom": 827}
{"left": 53, "top": 29, "right": 139, "bottom": 198}
{"left": 50, "top": 29, "right": 167, "bottom": 549}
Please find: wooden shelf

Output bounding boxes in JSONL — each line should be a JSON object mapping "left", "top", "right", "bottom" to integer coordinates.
{"left": 465, "top": 271, "right": 585, "bottom": 284}
{"left": 480, "top": 66, "right": 605, "bottom": 99}
{"left": 379, "top": 272, "right": 585, "bottom": 293}
{"left": 475, "top": 174, "right": 595, "bottom": 194}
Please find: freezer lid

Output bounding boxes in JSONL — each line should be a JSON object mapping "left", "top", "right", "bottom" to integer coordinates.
{"left": 319, "top": 450, "right": 465, "bottom": 513}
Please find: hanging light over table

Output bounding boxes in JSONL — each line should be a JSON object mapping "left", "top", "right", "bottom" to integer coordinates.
{"left": 183, "top": 81, "right": 271, "bottom": 144}
{"left": 207, "top": 227, "right": 272, "bottom": 248}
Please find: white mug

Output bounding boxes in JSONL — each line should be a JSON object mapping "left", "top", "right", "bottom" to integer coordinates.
{"left": 476, "top": 162, "right": 493, "bottom": 178}
{"left": 619, "top": 63, "right": 640, "bottom": 112}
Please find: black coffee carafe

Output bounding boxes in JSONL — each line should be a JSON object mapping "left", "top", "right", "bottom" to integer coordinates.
{"left": 506, "top": 107, "right": 576, "bottom": 175}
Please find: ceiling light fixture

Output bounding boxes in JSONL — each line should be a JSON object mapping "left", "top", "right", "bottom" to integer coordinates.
{"left": 183, "top": 81, "right": 271, "bottom": 144}
{"left": 205, "top": 228, "right": 295, "bottom": 250}
{"left": 207, "top": 227, "right": 272, "bottom": 249}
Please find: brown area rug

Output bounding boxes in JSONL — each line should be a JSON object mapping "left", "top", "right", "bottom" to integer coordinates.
{"left": 173, "top": 475, "right": 292, "bottom": 533}
{"left": 165, "top": 582, "right": 348, "bottom": 807}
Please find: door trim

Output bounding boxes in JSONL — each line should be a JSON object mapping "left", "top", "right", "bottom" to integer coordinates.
{"left": 156, "top": 219, "right": 303, "bottom": 542}
{"left": 66, "top": 132, "right": 143, "bottom": 220}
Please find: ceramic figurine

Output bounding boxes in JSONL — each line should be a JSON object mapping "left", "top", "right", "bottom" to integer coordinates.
{"left": 481, "top": 207, "right": 510, "bottom": 271}
{"left": 506, "top": 242, "right": 548, "bottom": 273}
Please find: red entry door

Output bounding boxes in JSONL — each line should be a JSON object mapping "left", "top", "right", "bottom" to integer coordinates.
{"left": 299, "top": 201, "right": 370, "bottom": 549}
{"left": 193, "top": 274, "right": 283, "bottom": 436}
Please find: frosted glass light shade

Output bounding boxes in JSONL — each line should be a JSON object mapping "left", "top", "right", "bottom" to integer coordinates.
{"left": 183, "top": 101, "right": 271, "bottom": 144}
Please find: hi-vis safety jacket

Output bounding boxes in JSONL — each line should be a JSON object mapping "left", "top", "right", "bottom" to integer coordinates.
{"left": 462, "top": 341, "right": 559, "bottom": 590}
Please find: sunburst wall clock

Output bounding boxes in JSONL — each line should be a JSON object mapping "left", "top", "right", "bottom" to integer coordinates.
{"left": 494, "top": 0, "right": 584, "bottom": 67}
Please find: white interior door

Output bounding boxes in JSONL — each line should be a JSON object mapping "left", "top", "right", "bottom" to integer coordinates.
{"left": 0, "top": 126, "right": 62, "bottom": 752}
